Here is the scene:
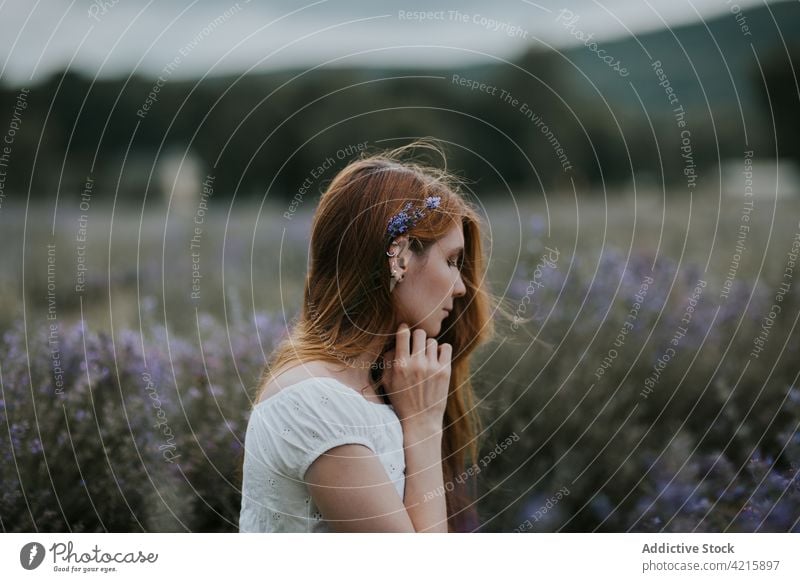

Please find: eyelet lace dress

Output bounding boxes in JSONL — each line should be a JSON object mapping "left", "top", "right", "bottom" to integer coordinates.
{"left": 238, "top": 377, "right": 406, "bottom": 532}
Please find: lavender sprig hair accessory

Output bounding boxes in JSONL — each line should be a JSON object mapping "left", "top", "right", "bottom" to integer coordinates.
{"left": 386, "top": 196, "right": 441, "bottom": 239}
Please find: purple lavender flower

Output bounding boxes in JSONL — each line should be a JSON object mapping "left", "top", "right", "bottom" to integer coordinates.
{"left": 424, "top": 195, "right": 441, "bottom": 209}
{"left": 29, "top": 438, "right": 43, "bottom": 455}
{"left": 387, "top": 197, "right": 441, "bottom": 239}
{"left": 386, "top": 202, "right": 413, "bottom": 238}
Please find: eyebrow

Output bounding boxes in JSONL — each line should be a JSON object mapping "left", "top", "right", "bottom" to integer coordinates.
{"left": 449, "top": 245, "right": 464, "bottom": 254}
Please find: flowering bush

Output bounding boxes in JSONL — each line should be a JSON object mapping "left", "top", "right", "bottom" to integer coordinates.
{"left": 0, "top": 299, "right": 285, "bottom": 532}
{"left": 1, "top": 319, "right": 165, "bottom": 531}
{"left": 476, "top": 216, "right": 800, "bottom": 532}
{"left": 2, "top": 214, "right": 798, "bottom": 531}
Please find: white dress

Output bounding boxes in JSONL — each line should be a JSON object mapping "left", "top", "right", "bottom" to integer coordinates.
{"left": 238, "top": 376, "right": 406, "bottom": 532}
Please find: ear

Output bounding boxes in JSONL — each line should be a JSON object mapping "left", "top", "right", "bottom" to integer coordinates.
{"left": 387, "top": 234, "right": 412, "bottom": 277}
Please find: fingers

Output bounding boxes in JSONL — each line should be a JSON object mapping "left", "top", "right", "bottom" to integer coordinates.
{"left": 395, "top": 322, "right": 451, "bottom": 370}
{"left": 411, "top": 328, "right": 427, "bottom": 358}
{"left": 437, "top": 342, "right": 452, "bottom": 366}
{"left": 395, "top": 323, "right": 410, "bottom": 360}
{"left": 426, "top": 337, "right": 438, "bottom": 364}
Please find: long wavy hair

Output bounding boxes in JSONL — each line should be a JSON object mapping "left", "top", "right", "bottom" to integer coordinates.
{"left": 253, "top": 139, "right": 510, "bottom": 532}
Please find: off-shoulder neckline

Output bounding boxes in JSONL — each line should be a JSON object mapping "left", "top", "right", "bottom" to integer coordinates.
{"left": 254, "top": 376, "right": 394, "bottom": 410}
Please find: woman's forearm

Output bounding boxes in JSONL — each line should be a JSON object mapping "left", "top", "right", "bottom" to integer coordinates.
{"left": 401, "top": 421, "right": 448, "bottom": 532}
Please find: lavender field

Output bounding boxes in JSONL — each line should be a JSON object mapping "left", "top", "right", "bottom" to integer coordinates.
{"left": 2, "top": 191, "right": 799, "bottom": 532}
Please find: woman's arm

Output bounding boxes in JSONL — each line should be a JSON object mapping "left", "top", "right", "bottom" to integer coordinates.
{"left": 400, "top": 419, "right": 447, "bottom": 532}
{"left": 305, "top": 420, "right": 447, "bottom": 533}
{"left": 305, "top": 444, "right": 415, "bottom": 532}
{"left": 307, "top": 325, "right": 451, "bottom": 532}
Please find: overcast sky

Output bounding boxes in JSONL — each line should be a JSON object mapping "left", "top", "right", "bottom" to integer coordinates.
{"left": 0, "top": 0, "right": 778, "bottom": 86}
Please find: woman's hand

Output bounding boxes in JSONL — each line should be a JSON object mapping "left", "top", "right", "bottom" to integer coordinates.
{"left": 380, "top": 323, "right": 451, "bottom": 430}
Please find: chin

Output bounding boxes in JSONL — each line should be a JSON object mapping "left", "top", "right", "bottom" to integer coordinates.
{"left": 411, "top": 315, "right": 445, "bottom": 337}
{"left": 413, "top": 320, "right": 438, "bottom": 337}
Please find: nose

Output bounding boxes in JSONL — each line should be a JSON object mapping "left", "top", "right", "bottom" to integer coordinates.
{"left": 452, "top": 271, "right": 467, "bottom": 298}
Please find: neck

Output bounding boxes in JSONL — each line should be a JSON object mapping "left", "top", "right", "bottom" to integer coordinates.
{"left": 340, "top": 339, "right": 387, "bottom": 394}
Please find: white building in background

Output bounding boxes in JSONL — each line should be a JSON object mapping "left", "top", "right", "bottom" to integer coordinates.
{"left": 157, "top": 148, "right": 203, "bottom": 219}
{"left": 719, "top": 157, "right": 800, "bottom": 199}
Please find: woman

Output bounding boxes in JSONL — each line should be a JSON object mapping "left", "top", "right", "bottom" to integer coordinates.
{"left": 239, "top": 139, "right": 502, "bottom": 532}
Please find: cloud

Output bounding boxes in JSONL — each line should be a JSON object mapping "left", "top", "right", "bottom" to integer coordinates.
{"left": 0, "top": 0, "right": 775, "bottom": 86}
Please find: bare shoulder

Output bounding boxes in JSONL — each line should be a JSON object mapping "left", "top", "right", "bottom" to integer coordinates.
{"left": 257, "top": 361, "right": 333, "bottom": 404}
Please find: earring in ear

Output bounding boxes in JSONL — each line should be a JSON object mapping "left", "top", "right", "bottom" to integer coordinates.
{"left": 387, "top": 237, "right": 407, "bottom": 292}
{"left": 389, "top": 270, "right": 404, "bottom": 293}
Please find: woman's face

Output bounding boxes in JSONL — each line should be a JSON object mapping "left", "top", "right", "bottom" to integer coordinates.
{"left": 392, "top": 222, "right": 467, "bottom": 337}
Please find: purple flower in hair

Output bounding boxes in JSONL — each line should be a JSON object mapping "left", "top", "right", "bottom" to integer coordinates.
{"left": 386, "top": 196, "right": 441, "bottom": 239}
